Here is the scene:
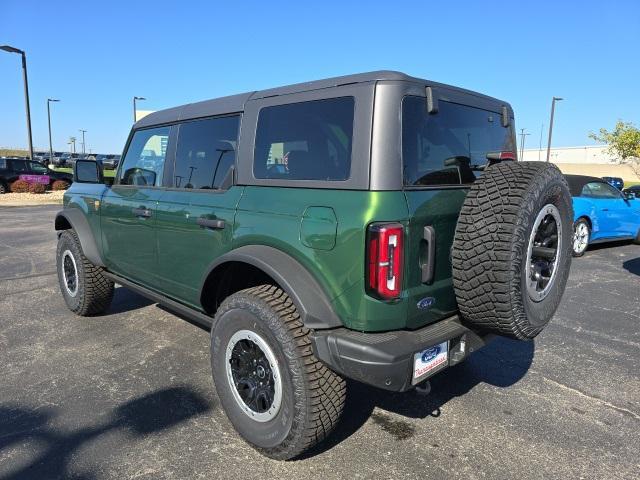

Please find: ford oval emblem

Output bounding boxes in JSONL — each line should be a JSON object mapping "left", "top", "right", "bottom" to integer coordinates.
{"left": 417, "top": 297, "right": 436, "bottom": 310}
{"left": 421, "top": 346, "right": 441, "bottom": 363}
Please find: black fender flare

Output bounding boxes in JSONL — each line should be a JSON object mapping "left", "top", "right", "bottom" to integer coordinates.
{"left": 201, "top": 245, "right": 342, "bottom": 330}
{"left": 54, "top": 209, "right": 105, "bottom": 267}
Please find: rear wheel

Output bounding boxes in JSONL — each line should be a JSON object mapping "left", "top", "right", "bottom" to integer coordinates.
{"left": 572, "top": 218, "right": 590, "bottom": 256}
{"left": 452, "top": 161, "right": 573, "bottom": 340}
{"left": 211, "top": 285, "right": 346, "bottom": 460}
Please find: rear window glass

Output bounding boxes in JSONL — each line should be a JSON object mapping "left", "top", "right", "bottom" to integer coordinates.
{"left": 402, "top": 96, "right": 515, "bottom": 186}
{"left": 254, "top": 97, "right": 354, "bottom": 181}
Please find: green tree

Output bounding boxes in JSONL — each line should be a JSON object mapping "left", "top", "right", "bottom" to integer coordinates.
{"left": 589, "top": 121, "right": 640, "bottom": 178}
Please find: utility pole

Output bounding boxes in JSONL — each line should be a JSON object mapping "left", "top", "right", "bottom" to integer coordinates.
{"left": 546, "top": 97, "right": 563, "bottom": 162}
{"left": 519, "top": 128, "right": 531, "bottom": 161}
{"left": 47, "top": 99, "right": 60, "bottom": 166}
{"left": 79, "top": 129, "right": 87, "bottom": 154}
{"left": 1, "top": 45, "right": 34, "bottom": 160}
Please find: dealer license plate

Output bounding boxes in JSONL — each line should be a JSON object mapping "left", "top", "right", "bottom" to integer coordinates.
{"left": 412, "top": 341, "right": 448, "bottom": 385}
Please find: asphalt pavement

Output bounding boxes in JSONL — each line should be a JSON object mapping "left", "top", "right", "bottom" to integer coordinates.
{"left": 0, "top": 205, "right": 639, "bottom": 480}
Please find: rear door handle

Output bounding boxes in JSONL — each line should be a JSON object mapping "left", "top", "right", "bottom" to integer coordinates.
{"left": 421, "top": 226, "right": 436, "bottom": 284}
{"left": 197, "top": 217, "right": 225, "bottom": 230}
{"left": 132, "top": 207, "right": 152, "bottom": 218}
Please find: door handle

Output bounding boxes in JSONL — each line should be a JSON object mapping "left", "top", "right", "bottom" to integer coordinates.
{"left": 132, "top": 207, "right": 152, "bottom": 218}
{"left": 601, "top": 208, "right": 609, "bottom": 211}
{"left": 421, "top": 226, "right": 436, "bottom": 284}
{"left": 197, "top": 217, "right": 225, "bottom": 230}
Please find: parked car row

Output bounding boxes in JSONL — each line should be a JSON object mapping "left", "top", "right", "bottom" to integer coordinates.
{"left": 47, "top": 152, "right": 121, "bottom": 169}
{"left": 0, "top": 157, "right": 73, "bottom": 194}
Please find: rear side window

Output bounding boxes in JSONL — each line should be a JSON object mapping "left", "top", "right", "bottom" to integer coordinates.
{"left": 173, "top": 116, "right": 239, "bottom": 189}
{"left": 582, "top": 182, "right": 622, "bottom": 199}
{"left": 119, "top": 126, "right": 170, "bottom": 186}
{"left": 402, "top": 96, "right": 515, "bottom": 186}
{"left": 254, "top": 97, "right": 354, "bottom": 181}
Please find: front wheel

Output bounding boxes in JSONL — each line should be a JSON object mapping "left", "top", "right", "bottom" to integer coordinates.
{"left": 572, "top": 218, "right": 590, "bottom": 257}
{"left": 56, "top": 230, "right": 114, "bottom": 315}
{"left": 210, "top": 285, "right": 346, "bottom": 460}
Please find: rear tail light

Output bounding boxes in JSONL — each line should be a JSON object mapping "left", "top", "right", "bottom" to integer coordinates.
{"left": 367, "top": 223, "right": 404, "bottom": 300}
{"left": 499, "top": 151, "right": 516, "bottom": 160}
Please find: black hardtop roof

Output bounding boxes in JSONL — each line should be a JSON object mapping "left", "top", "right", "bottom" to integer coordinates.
{"left": 564, "top": 174, "right": 607, "bottom": 196}
{"left": 134, "top": 70, "right": 510, "bottom": 129}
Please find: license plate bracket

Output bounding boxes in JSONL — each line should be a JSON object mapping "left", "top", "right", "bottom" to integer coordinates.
{"left": 412, "top": 341, "right": 449, "bottom": 385}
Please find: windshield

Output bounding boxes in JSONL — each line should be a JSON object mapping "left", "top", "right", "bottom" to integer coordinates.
{"left": 402, "top": 96, "right": 515, "bottom": 186}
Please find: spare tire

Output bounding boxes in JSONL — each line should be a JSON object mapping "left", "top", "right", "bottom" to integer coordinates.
{"left": 451, "top": 161, "right": 573, "bottom": 340}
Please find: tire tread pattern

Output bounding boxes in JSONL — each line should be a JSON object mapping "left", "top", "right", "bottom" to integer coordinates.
{"left": 214, "top": 284, "right": 346, "bottom": 460}
{"left": 451, "top": 161, "right": 572, "bottom": 340}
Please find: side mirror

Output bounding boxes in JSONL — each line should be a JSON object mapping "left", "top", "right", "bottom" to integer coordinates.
{"left": 74, "top": 160, "right": 103, "bottom": 184}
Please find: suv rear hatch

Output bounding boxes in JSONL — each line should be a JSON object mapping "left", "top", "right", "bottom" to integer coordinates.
{"left": 401, "top": 93, "right": 516, "bottom": 329}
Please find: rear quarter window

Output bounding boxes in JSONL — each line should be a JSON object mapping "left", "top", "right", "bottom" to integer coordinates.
{"left": 402, "top": 96, "right": 515, "bottom": 186}
{"left": 253, "top": 97, "right": 354, "bottom": 181}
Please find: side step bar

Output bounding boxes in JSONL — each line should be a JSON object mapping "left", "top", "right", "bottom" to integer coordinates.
{"left": 102, "top": 271, "right": 213, "bottom": 329}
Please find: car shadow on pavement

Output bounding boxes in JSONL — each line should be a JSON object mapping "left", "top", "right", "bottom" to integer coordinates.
{"left": 0, "top": 386, "right": 212, "bottom": 480}
{"left": 622, "top": 257, "right": 640, "bottom": 276}
{"left": 102, "top": 286, "right": 154, "bottom": 315}
{"left": 301, "top": 336, "right": 535, "bottom": 459}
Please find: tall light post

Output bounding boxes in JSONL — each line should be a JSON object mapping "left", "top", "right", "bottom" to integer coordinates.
{"left": 1, "top": 45, "right": 34, "bottom": 160}
{"left": 133, "top": 96, "right": 146, "bottom": 122}
{"left": 545, "top": 97, "right": 563, "bottom": 162}
{"left": 519, "top": 128, "right": 530, "bottom": 161}
{"left": 47, "top": 99, "right": 60, "bottom": 166}
{"left": 79, "top": 129, "right": 87, "bottom": 154}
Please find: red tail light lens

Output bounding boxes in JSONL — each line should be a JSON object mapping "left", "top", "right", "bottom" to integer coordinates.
{"left": 499, "top": 151, "right": 516, "bottom": 160}
{"left": 367, "top": 223, "right": 404, "bottom": 300}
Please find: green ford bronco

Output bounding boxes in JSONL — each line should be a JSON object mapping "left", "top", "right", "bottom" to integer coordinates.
{"left": 55, "top": 71, "right": 573, "bottom": 459}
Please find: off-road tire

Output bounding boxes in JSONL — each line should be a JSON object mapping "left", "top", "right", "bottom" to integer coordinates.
{"left": 56, "top": 230, "right": 114, "bottom": 315}
{"left": 572, "top": 218, "right": 591, "bottom": 257}
{"left": 210, "top": 285, "right": 346, "bottom": 460}
{"left": 452, "top": 161, "right": 573, "bottom": 340}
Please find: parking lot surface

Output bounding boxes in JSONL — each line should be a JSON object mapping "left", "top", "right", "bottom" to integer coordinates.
{"left": 1, "top": 205, "right": 639, "bottom": 480}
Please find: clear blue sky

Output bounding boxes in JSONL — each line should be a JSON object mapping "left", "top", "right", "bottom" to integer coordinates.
{"left": 1, "top": 0, "right": 638, "bottom": 154}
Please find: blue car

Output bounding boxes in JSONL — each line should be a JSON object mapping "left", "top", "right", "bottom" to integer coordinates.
{"left": 566, "top": 175, "right": 640, "bottom": 256}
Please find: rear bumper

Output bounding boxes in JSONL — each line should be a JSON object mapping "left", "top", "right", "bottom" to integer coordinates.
{"left": 310, "top": 315, "right": 491, "bottom": 392}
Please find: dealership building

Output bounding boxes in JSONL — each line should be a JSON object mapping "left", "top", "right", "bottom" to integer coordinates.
{"left": 521, "top": 145, "right": 639, "bottom": 182}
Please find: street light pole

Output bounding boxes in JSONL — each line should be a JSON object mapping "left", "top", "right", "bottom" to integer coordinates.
{"left": 545, "top": 97, "right": 563, "bottom": 162}
{"left": 1, "top": 45, "right": 34, "bottom": 160}
{"left": 47, "top": 99, "right": 60, "bottom": 166}
{"left": 79, "top": 129, "right": 87, "bottom": 154}
{"left": 133, "top": 96, "right": 146, "bottom": 122}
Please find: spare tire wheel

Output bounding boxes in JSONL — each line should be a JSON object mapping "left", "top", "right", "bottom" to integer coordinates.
{"left": 452, "top": 161, "right": 573, "bottom": 340}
